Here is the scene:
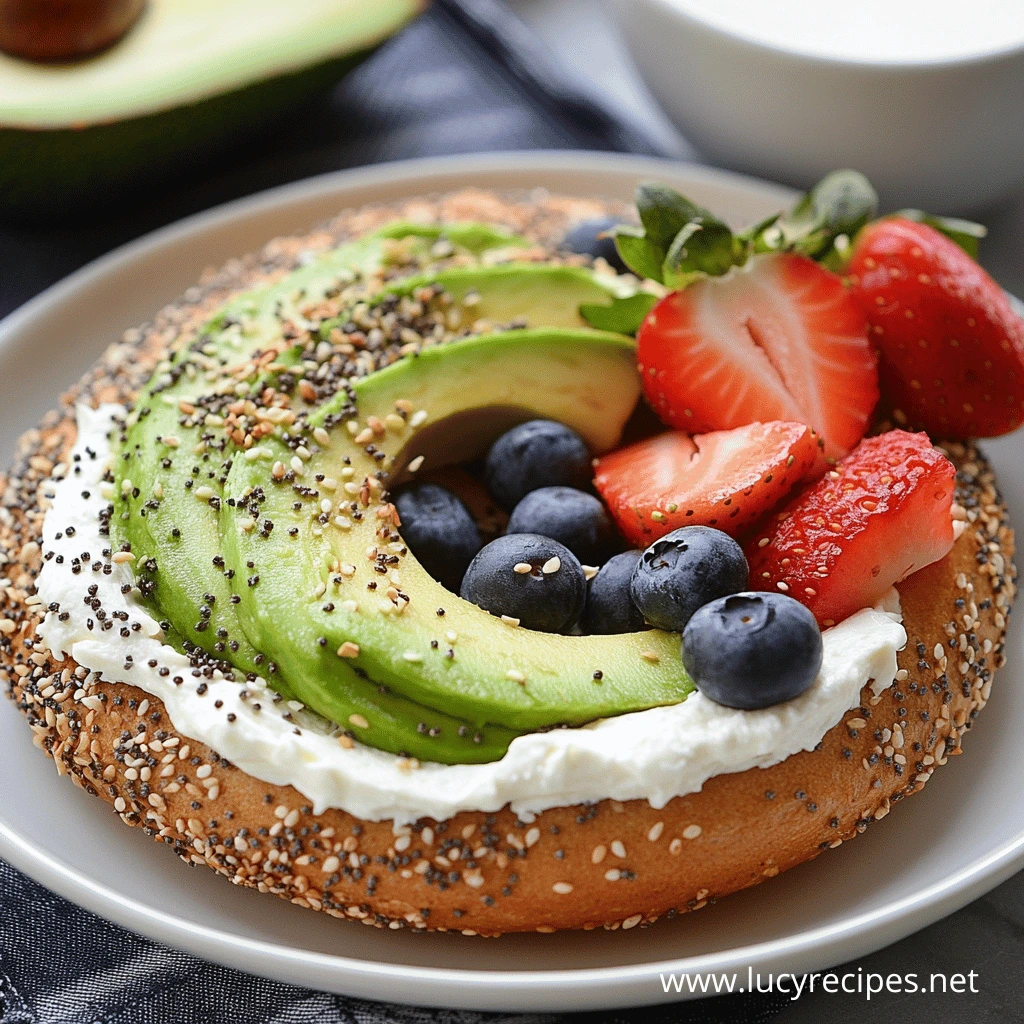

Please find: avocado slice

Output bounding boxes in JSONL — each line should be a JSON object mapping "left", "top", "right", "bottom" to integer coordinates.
{"left": 0, "top": 0, "right": 422, "bottom": 219}
{"left": 114, "top": 222, "right": 525, "bottom": 685}
{"left": 114, "top": 229, "right": 657, "bottom": 761}
{"left": 223, "top": 327, "right": 693, "bottom": 746}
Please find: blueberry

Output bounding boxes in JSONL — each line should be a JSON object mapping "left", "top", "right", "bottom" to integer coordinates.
{"left": 485, "top": 420, "right": 592, "bottom": 512}
{"left": 562, "top": 217, "right": 628, "bottom": 274}
{"left": 395, "top": 483, "right": 482, "bottom": 592}
{"left": 630, "top": 526, "right": 748, "bottom": 633}
{"left": 506, "top": 486, "right": 620, "bottom": 566}
{"left": 460, "top": 534, "right": 586, "bottom": 633}
{"left": 584, "top": 550, "right": 645, "bottom": 634}
{"left": 682, "top": 592, "right": 823, "bottom": 709}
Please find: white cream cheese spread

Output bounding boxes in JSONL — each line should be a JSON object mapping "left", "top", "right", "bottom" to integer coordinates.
{"left": 36, "top": 404, "right": 908, "bottom": 823}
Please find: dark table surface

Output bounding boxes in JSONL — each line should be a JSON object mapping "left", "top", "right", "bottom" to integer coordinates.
{"left": 2, "top": 2, "right": 1024, "bottom": 1022}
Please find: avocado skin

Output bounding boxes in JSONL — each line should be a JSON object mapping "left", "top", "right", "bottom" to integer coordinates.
{"left": 1, "top": 48, "right": 370, "bottom": 222}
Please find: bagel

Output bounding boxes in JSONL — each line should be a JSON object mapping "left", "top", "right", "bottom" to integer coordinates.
{"left": 0, "top": 190, "right": 1015, "bottom": 935}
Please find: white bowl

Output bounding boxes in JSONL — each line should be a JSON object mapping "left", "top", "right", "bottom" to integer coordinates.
{"left": 614, "top": 0, "right": 1024, "bottom": 212}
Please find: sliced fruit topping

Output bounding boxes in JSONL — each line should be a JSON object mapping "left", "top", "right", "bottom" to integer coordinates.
{"left": 583, "top": 550, "right": 646, "bottom": 635}
{"left": 746, "top": 430, "right": 956, "bottom": 627}
{"left": 636, "top": 253, "right": 878, "bottom": 457}
{"left": 460, "top": 534, "right": 587, "bottom": 633}
{"left": 847, "top": 217, "right": 1024, "bottom": 438}
{"left": 683, "top": 592, "right": 823, "bottom": 710}
{"left": 393, "top": 483, "right": 482, "bottom": 593}
{"left": 593, "top": 421, "right": 827, "bottom": 546}
{"left": 630, "top": 526, "right": 749, "bottom": 633}
{"left": 506, "top": 485, "right": 620, "bottom": 566}
{"left": 484, "top": 419, "right": 592, "bottom": 512}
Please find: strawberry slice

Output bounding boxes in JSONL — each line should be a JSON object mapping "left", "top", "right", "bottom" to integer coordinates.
{"left": 637, "top": 252, "right": 878, "bottom": 458}
{"left": 746, "top": 430, "right": 956, "bottom": 627}
{"left": 846, "top": 217, "right": 1024, "bottom": 438}
{"left": 593, "top": 421, "right": 827, "bottom": 546}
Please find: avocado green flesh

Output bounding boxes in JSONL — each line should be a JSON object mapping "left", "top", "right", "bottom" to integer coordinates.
{"left": 114, "top": 229, "right": 662, "bottom": 762}
{"left": 113, "top": 223, "right": 518, "bottom": 686}
{"left": 0, "top": 0, "right": 421, "bottom": 218}
{"left": 318, "top": 263, "right": 635, "bottom": 341}
{"left": 224, "top": 329, "right": 693, "bottom": 741}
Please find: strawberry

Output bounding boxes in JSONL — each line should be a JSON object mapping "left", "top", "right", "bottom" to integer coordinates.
{"left": 593, "top": 421, "right": 826, "bottom": 547}
{"left": 637, "top": 252, "right": 878, "bottom": 458}
{"left": 846, "top": 217, "right": 1024, "bottom": 438}
{"left": 746, "top": 430, "right": 956, "bottom": 627}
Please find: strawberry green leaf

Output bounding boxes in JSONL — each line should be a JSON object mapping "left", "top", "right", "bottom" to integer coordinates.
{"left": 662, "top": 219, "right": 737, "bottom": 288}
{"left": 612, "top": 227, "right": 666, "bottom": 283}
{"left": 579, "top": 292, "right": 659, "bottom": 334}
{"left": 894, "top": 210, "right": 987, "bottom": 259}
{"left": 636, "top": 183, "right": 712, "bottom": 251}
{"left": 752, "top": 170, "right": 878, "bottom": 261}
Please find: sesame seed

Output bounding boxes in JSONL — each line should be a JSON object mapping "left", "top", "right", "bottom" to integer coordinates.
{"left": 410, "top": 410, "right": 429, "bottom": 428}
{"left": 403, "top": 651, "right": 423, "bottom": 663}
{"left": 669, "top": 838, "right": 682, "bottom": 855}
{"left": 582, "top": 565, "right": 599, "bottom": 581}
{"left": 683, "top": 824, "right": 702, "bottom": 839}
{"left": 110, "top": 551, "right": 135, "bottom": 564}
{"left": 541, "top": 556, "right": 561, "bottom": 574}
{"left": 313, "top": 427, "right": 331, "bottom": 447}
{"left": 407, "top": 455, "right": 425, "bottom": 473}
{"left": 611, "top": 840, "right": 627, "bottom": 859}
{"left": 552, "top": 882, "right": 573, "bottom": 894}
{"left": 348, "top": 713, "right": 369, "bottom": 729}
{"left": 525, "top": 827, "right": 541, "bottom": 847}
{"left": 640, "top": 651, "right": 659, "bottom": 663}
{"left": 647, "top": 822, "right": 664, "bottom": 842}
{"left": 500, "top": 615, "right": 520, "bottom": 627}
{"left": 337, "top": 642, "right": 360, "bottom": 658}
{"left": 591, "top": 844, "right": 607, "bottom": 864}
{"left": 622, "top": 914, "right": 642, "bottom": 930}
{"left": 604, "top": 869, "right": 621, "bottom": 881}
{"left": 513, "top": 562, "right": 532, "bottom": 574}
{"left": 506, "top": 669, "right": 526, "bottom": 684}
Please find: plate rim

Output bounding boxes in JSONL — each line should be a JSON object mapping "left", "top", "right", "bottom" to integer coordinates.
{"left": 3, "top": 149, "right": 1023, "bottom": 1012}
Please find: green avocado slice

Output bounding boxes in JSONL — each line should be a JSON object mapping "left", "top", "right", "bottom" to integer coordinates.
{"left": 114, "top": 228, "right": 650, "bottom": 761}
{"left": 113, "top": 222, "right": 526, "bottom": 683}
{"left": 223, "top": 328, "right": 693, "bottom": 744}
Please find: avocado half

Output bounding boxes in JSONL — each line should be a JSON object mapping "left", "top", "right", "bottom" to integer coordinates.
{"left": 0, "top": 0, "right": 424, "bottom": 220}
{"left": 113, "top": 223, "right": 693, "bottom": 763}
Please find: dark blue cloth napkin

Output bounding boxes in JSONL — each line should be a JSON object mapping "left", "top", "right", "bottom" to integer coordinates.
{"left": 0, "top": 2, "right": 791, "bottom": 1021}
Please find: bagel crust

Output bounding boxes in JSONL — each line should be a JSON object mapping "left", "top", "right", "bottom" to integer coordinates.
{"left": 1, "top": 191, "right": 1016, "bottom": 935}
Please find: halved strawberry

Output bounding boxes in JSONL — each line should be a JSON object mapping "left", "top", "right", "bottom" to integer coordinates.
{"left": 846, "top": 217, "right": 1024, "bottom": 438}
{"left": 746, "top": 430, "right": 956, "bottom": 627}
{"left": 637, "top": 252, "right": 878, "bottom": 458}
{"left": 593, "top": 421, "right": 826, "bottom": 546}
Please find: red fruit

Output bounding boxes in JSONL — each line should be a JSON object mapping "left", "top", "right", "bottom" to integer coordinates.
{"left": 637, "top": 252, "right": 878, "bottom": 458}
{"left": 593, "top": 421, "right": 827, "bottom": 546}
{"left": 746, "top": 430, "right": 956, "bottom": 627}
{"left": 847, "top": 217, "right": 1024, "bottom": 438}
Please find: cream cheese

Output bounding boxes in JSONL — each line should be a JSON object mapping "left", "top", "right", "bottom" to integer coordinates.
{"left": 36, "top": 404, "right": 908, "bottom": 823}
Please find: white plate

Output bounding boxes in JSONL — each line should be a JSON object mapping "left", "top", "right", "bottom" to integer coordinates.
{"left": 2, "top": 152, "right": 1023, "bottom": 1013}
